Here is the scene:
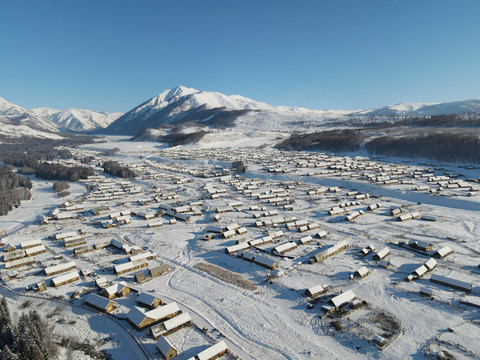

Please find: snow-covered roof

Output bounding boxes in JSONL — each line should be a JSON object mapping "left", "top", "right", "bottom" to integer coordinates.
{"left": 102, "top": 282, "right": 128, "bottom": 296}
{"left": 273, "top": 242, "right": 297, "bottom": 254}
{"left": 44, "top": 261, "right": 76, "bottom": 276}
{"left": 435, "top": 246, "right": 453, "bottom": 257}
{"left": 51, "top": 271, "right": 79, "bottom": 286}
{"left": 242, "top": 251, "right": 256, "bottom": 261}
{"left": 24, "top": 244, "right": 45, "bottom": 256}
{"left": 424, "top": 258, "right": 437, "bottom": 271}
{"left": 20, "top": 239, "right": 42, "bottom": 249}
{"left": 330, "top": 290, "right": 356, "bottom": 308}
{"left": 374, "top": 247, "right": 390, "bottom": 259}
{"left": 129, "top": 252, "right": 156, "bottom": 262}
{"left": 355, "top": 266, "right": 369, "bottom": 277}
{"left": 147, "top": 302, "right": 180, "bottom": 321}
{"left": 195, "top": 340, "right": 228, "bottom": 360}
{"left": 430, "top": 274, "right": 472, "bottom": 291}
{"left": 163, "top": 312, "right": 192, "bottom": 331}
{"left": 306, "top": 284, "right": 326, "bottom": 296}
{"left": 55, "top": 231, "right": 78, "bottom": 240}
{"left": 137, "top": 292, "right": 160, "bottom": 307}
{"left": 254, "top": 255, "right": 278, "bottom": 269}
{"left": 114, "top": 259, "right": 148, "bottom": 273}
{"left": 127, "top": 306, "right": 148, "bottom": 327}
{"left": 85, "top": 293, "right": 115, "bottom": 310}
{"left": 414, "top": 265, "right": 428, "bottom": 277}
{"left": 127, "top": 302, "right": 180, "bottom": 327}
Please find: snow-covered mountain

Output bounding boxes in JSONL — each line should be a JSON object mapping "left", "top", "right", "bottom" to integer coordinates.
{"left": 409, "top": 100, "right": 480, "bottom": 116}
{"left": 104, "top": 85, "right": 352, "bottom": 135}
{"left": 104, "top": 86, "right": 480, "bottom": 137}
{"left": 31, "top": 107, "right": 122, "bottom": 132}
{"left": 0, "top": 97, "right": 62, "bottom": 139}
{"left": 358, "top": 102, "right": 438, "bottom": 116}
{"left": 359, "top": 100, "right": 480, "bottom": 117}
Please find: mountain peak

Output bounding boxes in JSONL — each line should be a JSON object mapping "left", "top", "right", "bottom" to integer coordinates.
{"left": 155, "top": 85, "right": 199, "bottom": 103}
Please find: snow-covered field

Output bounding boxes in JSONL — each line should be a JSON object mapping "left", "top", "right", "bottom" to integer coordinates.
{"left": 0, "top": 136, "right": 479, "bottom": 360}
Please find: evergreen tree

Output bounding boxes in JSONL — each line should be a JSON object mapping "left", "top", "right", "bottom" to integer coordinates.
{"left": 0, "top": 345, "right": 19, "bottom": 360}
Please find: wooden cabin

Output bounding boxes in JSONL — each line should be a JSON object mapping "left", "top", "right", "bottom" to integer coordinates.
{"left": 51, "top": 271, "right": 79, "bottom": 287}
{"left": 101, "top": 283, "right": 131, "bottom": 299}
{"left": 149, "top": 264, "right": 168, "bottom": 277}
{"left": 127, "top": 302, "right": 180, "bottom": 330}
{"left": 85, "top": 293, "right": 116, "bottom": 313}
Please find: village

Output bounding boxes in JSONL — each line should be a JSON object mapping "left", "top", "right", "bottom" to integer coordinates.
{"left": 1, "top": 138, "right": 480, "bottom": 360}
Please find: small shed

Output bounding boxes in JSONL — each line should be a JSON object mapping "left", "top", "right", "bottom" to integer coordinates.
{"left": 149, "top": 264, "right": 168, "bottom": 277}
{"left": 305, "top": 284, "right": 328, "bottom": 298}
{"left": 156, "top": 336, "right": 177, "bottom": 359}
{"left": 433, "top": 246, "right": 453, "bottom": 259}
{"left": 137, "top": 292, "right": 163, "bottom": 309}
{"left": 299, "top": 236, "right": 313, "bottom": 245}
{"left": 330, "top": 290, "right": 356, "bottom": 309}
{"left": 424, "top": 258, "right": 437, "bottom": 271}
{"left": 354, "top": 266, "right": 369, "bottom": 279}
{"left": 373, "top": 247, "right": 390, "bottom": 261}
{"left": 134, "top": 271, "right": 147, "bottom": 283}
{"left": 95, "top": 276, "right": 108, "bottom": 288}
{"left": 315, "top": 230, "right": 328, "bottom": 239}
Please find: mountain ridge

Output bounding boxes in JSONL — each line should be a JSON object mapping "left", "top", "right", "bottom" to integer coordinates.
{"left": 31, "top": 107, "right": 122, "bottom": 132}
{"left": 103, "top": 86, "right": 480, "bottom": 136}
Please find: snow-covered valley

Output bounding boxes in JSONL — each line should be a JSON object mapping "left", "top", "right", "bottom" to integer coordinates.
{"left": 0, "top": 137, "right": 479, "bottom": 359}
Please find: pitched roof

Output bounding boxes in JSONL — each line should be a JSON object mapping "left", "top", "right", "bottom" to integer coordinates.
{"left": 85, "top": 293, "right": 115, "bottom": 310}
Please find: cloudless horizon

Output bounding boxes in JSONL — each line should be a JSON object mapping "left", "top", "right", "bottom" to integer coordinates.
{"left": 1, "top": 0, "right": 480, "bottom": 113}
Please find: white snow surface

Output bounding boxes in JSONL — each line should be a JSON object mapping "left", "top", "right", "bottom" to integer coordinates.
{"left": 1, "top": 137, "right": 480, "bottom": 360}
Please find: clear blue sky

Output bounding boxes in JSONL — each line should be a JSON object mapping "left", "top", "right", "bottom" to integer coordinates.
{"left": 1, "top": 0, "right": 479, "bottom": 113}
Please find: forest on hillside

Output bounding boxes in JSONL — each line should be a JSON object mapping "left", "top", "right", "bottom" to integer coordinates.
{"left": 366, "top": 132, "right": 480, "bottom": 163}
{"left": 0, "top": 165, "right": 32, "bottom": 216}
{"left": 276, "top": 124, "right": 480, "bottom": 163}
{"left": 0, "top": 136, "right": 95, "bottom": 215}
{"left": 0, "top": 136, "right": 95, "bottom": 182}
{"left": 275, "top": 129, "right": 363, "bottom": 152}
